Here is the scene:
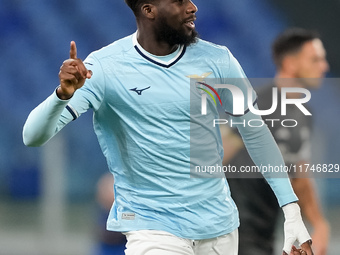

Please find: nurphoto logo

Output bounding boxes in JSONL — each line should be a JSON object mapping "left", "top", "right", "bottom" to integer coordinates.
{"left": 193, "top": 78, "right": 312, "bottom": 128}
{"left": 199, "top": 84, "right": 311, "bottom": 116}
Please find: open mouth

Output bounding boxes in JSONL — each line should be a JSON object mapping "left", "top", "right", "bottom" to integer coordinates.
{"left": 184, "top": 20, "right": 195, "bottom": 30}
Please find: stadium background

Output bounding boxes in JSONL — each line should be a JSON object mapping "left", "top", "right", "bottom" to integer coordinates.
{"left": 0, "top": 0, "right": 339, "bottom": 254}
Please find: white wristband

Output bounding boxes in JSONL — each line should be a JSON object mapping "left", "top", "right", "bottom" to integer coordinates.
{"left": 282, "top": 203, "right": 311, "bottom": 254}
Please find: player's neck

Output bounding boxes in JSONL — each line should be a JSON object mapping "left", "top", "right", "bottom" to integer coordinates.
{"left": 136, "top": 30, "right": 179, "bottom": 56}
{"left": 274, "top": 72, "right": 306, "bottom": 99}
{"left": 275, "top": 70, "right": 297, "bottom": 79}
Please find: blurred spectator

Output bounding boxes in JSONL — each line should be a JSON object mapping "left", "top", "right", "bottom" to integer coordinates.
{"left": 223, "top": 28, "right": 330, "bottom": 255}
{"left": 93, "top": 173, "right": 126, "bottom": 255}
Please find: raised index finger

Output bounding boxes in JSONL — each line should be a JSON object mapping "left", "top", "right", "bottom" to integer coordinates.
{"left": 70, "top": 41, "right": 77, "bottom": 59}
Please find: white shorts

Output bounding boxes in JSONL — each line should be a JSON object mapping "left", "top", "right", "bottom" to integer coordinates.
{"left": 124, "top": 229, "right": 238, "bottom": 255}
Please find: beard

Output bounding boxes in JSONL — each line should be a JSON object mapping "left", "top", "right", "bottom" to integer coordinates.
{"left": 155, "top": 16, "right": 199, "bottom": 47}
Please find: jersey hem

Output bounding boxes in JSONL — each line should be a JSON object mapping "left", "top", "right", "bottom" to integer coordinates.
{"left": 107, "top": 221, "right": 239, "bottom": 240}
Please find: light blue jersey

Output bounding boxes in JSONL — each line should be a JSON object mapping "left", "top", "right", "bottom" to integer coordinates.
{"left": 23, "top": 32, "right": 297, "bottom": 239}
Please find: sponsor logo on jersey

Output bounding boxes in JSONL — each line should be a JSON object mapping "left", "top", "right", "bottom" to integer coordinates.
{"left": 130, "top": 86, "right": 151, "bottom": 95}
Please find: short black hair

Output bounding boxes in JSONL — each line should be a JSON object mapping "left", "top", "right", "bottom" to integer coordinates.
{"left": 272, "top": 28, "right": 320, "bottom": 68}
{"left": 125, "top": 0, "right": 156, "bottom": 15}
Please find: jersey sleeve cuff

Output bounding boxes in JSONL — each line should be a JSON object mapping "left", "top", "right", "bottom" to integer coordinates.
{"left": 278, "top": 193, "right": 299, "bottom": 208}
{"left": 53, "top": 87, "right": 79, "bottom": 120}
{"left": 54, "top": 85, "right": 73, "bottom": 102}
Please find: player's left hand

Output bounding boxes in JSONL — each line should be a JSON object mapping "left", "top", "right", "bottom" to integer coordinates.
{"left": 282, "top": 203, "right": 314, "bottom": 255}
{"left": 300, "top": 240, "right": 313, "bottom": 255}
{"left": 284, "top": 244, "right": 313, "bottom": 255}
{"left": 288, "top": 245, "right": 301, "bottom": 255}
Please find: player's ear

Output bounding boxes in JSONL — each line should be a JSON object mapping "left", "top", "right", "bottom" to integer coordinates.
{"left": 140, "top": 3, "right": 157, "bottom": 19}
{"left": 282, "top": 55, "right": 298, "bottom": 74}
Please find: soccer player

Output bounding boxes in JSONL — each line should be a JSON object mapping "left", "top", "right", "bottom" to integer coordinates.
{"left": 225, "top": 28, "right": 329, "bottom": 255}
{"left": 23, "top": 1, "right": 313, "bottom": 254}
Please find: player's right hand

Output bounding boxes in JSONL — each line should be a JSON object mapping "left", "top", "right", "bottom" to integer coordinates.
{"left": 57, "top": 41, "right": 92, "bottom": 100}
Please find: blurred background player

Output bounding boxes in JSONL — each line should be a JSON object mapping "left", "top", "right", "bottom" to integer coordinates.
{"left": 223, "top": 28, "right": 330, "bottom": 255}
{"left": 93, "top": 173, "right": 126, "bottom": 255}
